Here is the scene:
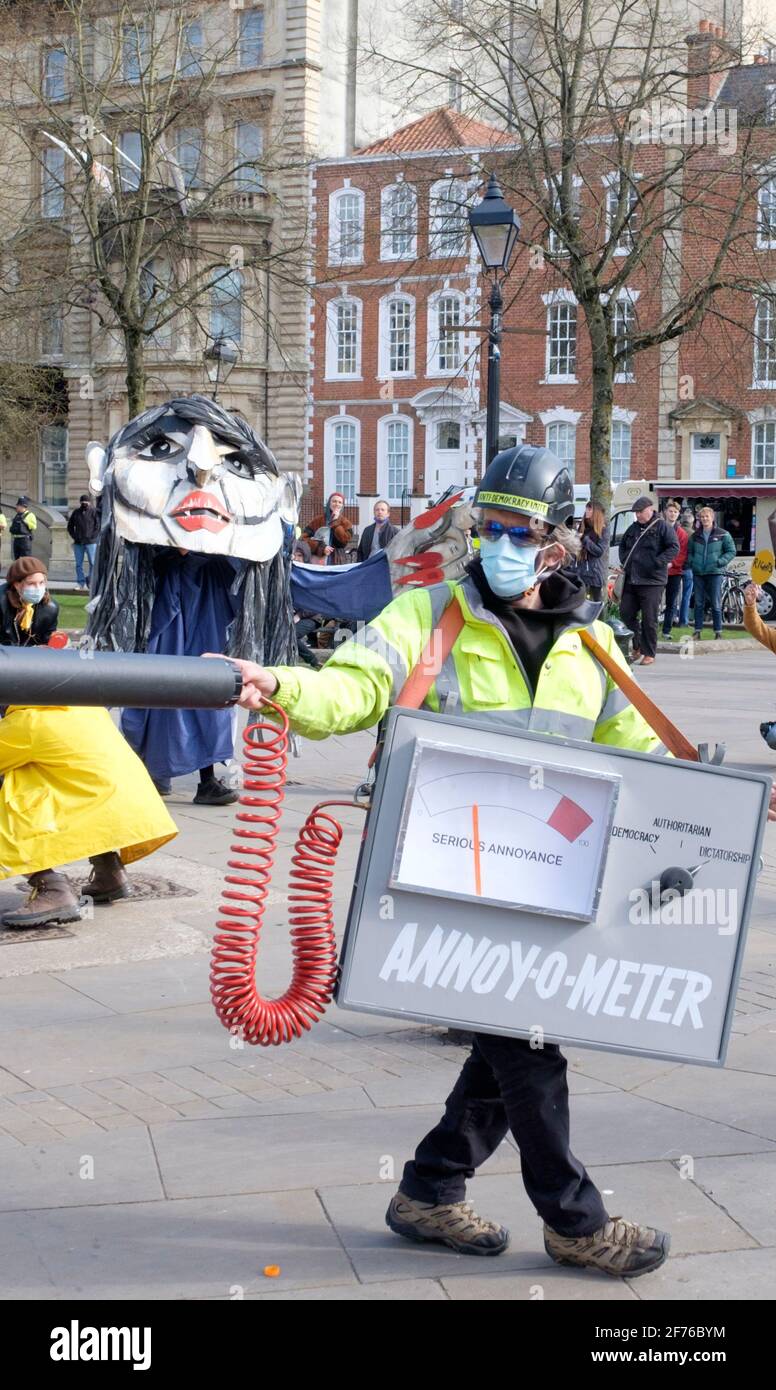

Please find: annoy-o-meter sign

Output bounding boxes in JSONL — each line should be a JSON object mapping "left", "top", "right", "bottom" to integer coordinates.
{"left": 336, "top": 709, "right": 771, "bottom": 1066}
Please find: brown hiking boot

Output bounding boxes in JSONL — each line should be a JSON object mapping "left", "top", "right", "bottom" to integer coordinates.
{"left": 544, "top": 1215, "right": 670, "bottom": 1278}
{"left": 2, "top": 871, "right": 84, "bottom": 929}
{"left": 85, "top": 852, "right": 133, "bottom": 904}
{"left": 386, "top": 1191, "right": 509, "bottom": 1256}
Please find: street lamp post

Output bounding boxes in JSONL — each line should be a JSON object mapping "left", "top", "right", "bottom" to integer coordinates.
{"left": 468, "top": 173, "right": 520, "bottom": 466}
{"left": 203, "top": 335, "right": 239, "bottom": 401}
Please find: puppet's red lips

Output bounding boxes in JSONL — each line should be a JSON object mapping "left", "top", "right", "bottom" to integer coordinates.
{"left": 170, "top": 491, "right": 231, "bottom": 533}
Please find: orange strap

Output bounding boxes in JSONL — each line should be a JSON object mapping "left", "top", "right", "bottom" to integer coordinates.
{"left": 369, "top": 606, "right": 697, "bottom": 768}
{"left": 395, "top": 601, "right": 465, "bottom": 708}
{"left": 579, "top": 628, "right": 698, "bottom": 762}
{"left": 367, "top": 601, "right": 465, "bottom": 767}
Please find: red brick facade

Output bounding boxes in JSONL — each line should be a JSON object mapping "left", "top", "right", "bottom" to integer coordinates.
{"left": 308, "top": 35, "right": 776, "bottom": 531}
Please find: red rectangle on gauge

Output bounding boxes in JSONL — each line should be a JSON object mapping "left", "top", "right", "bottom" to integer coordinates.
{"left": 547, "top": 796, "right": 593, "bottom": 842}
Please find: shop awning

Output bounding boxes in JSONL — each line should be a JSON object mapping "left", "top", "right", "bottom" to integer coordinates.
{"left": 651, "top": 479, "right": 776, "bottom": 497}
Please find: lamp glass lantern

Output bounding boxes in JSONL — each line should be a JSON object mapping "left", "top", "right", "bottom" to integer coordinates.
{"left": 468, "top": 173, "right": 520, "bottom": 272}
{"left": 203, "top": 335, "right": 240, "bottom": 391}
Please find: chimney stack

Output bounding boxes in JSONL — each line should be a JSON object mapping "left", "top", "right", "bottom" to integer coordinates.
{"left": 686, "top": 19, "right": 734, "bottom": 107}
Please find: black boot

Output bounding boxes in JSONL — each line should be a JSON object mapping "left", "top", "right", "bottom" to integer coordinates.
{"left": 85, "top": 852, "right": 133, "bottom": 904}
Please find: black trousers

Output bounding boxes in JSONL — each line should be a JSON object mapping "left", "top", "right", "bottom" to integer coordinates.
{"left": 619, "top": 581, "right": 662, "bottom": 658}
{"left": 401, "top": 1034, "right": 608, "bottom": 1237}
{"left": 662, "top": 574, "right": 682, "bottom": 635}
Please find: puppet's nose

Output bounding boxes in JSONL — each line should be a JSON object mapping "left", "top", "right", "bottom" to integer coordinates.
{"left": 186, "top": 426, "right": 223, "bottom": 486}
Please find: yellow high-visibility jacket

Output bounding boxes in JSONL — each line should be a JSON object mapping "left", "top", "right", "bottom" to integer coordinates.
{"left": 269, "top": 576, "right": 665, "bottom": 755}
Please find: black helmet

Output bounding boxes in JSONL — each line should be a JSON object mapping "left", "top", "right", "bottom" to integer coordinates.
{"left": 474, "top": 445, "right": 574, "bottom": 527}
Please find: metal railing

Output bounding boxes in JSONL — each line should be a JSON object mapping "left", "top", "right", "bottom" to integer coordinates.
{"left": 297, "top": 489, "right": 359, "bottom": 533}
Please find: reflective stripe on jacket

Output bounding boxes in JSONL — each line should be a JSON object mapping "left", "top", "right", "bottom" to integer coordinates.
{"left": 268, "top": 576, "right": 666, "bottom": 755}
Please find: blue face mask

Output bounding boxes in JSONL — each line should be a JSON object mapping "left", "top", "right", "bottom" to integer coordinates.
{"left": 20, "top": 585, "right": 45, "bottom": 605}
{"left": 480, "top": 535, "right": 552, "bottom": 598}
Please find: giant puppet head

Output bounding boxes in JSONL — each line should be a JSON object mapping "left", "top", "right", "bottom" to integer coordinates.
{"left": 86, "top": 394, "right": 298, "bottom": 561}
{"left": 86, "top": 395, "right": 300, "bottom": 664}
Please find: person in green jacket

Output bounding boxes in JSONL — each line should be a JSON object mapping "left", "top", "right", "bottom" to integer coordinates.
{"left": 227, "top": 445, "right": 670, "bottom": 1279}
{"left": 688, "top": 506, "right": 736, "bottom": 640}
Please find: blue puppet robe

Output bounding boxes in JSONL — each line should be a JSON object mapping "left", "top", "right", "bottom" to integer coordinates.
{"left": 121, "top": 552, "right": 240, "bottom": 780}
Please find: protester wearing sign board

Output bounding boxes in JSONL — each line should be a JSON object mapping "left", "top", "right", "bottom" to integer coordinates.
{"left": 226, "top": 444, "right": 674, "bottom": 1279}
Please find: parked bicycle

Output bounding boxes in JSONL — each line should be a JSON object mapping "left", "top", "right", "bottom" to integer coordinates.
{"left": 720, "top": 568, "right": 747, "bottom": 626}
{"left": 612, "top": 565, "right": 764, "bottom": 631}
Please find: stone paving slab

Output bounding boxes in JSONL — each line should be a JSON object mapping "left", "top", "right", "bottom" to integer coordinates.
{"left": 566, "top": 1050, "right": 684, "bottom": 1091}
{"left": 245, "top": 1278, "right": 448, "bottom": 1300}
{"left": 0, "top": 1129, "right": 162, "bottom": 1213}
{"left": 0, "top": 1191, "right": 355, "bottom": 1300}
{"left": 631, "top": 1067, "right": 776, "bottom": 1143}
{"left": 635, "top": 1246, "right": 776, "bottom": 1299}
{"left": 440, "top": 1269, "right": 640, "bottom": 1300}
{"left": 545, "top": 1090, "right": 776, "bottom": 1163}
{"left": 358, "top": 1068, "right": 618, "bottom": 1109}
{"left": 0, "top": 975, "right": 115, "bottom": 1031}
{"left": 691, "top": 1153, "right": 776, "bottom": 1245}
{"left": 151, "top": 1108, "right": 521, "bottom": 1201}
{"left": 717, "top": 1025, "right": 776, "bottom": 1070}
{"left": 50, "top": 957, "right": 211, "bottom": 1014}
{"left": 0, "top": 1003, "right": 242, "bottom": 1090}
{"left": 583, "top": 1161, "right": 757, "bottom": 1257}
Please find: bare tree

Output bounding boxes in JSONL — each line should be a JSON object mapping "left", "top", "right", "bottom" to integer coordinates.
{"left": 0, "top": 0, "right": 310, "bottom": 419}
{"left": 365, "top": 0, "right": 767, "bottom": 511}
{"left": 0, "top": 360, "right": 65, "bottom": 454}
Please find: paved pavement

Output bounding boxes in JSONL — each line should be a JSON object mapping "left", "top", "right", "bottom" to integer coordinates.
{"left": 1, "top": 649, "right": 775, "bottom": 1300}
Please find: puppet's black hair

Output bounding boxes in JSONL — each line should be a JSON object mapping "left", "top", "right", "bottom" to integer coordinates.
{"left": 109, "top": 393, "right": 278, "bottom": 476}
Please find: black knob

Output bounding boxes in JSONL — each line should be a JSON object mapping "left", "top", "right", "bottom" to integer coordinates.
{"left": 658, "top": 866, "right": 695, "bottom": 900}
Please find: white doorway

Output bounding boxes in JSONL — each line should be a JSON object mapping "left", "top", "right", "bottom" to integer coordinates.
{"left": 690, "top": 432, "right": 722, "bottom": 481}
{"left": 428, "top": 419, "right": 464, "bottom": 496}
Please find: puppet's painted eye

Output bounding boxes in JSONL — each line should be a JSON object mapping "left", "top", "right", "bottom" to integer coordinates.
{"left": 225, "top": 454, "right": 252, "bottom": 474}
{"left": 137, "top": 438, "right": 175, "bottom": 460}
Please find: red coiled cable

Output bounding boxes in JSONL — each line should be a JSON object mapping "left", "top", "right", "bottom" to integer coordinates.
{"left": 209, "top": 702, "right": 364, "bottom": 1046}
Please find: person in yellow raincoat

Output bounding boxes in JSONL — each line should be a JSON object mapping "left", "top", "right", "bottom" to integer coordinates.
{"left": 0, "top": 703, "right": 177, "bottom": 929}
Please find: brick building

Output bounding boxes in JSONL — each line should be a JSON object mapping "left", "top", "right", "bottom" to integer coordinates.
{"left": 308, "top": 23, "right": 776, "bottom": 538}
{"left": 0, "top": 0, "right": 433, "bottom": 574}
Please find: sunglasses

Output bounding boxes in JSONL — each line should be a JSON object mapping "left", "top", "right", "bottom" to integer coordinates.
{"left": 479, "top": 521, "right": 539, "bottom": 547}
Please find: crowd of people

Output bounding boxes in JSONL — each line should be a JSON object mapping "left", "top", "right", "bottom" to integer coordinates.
{"left": 294, "top": 493, "right": 396, "bottom": 566}
{"left": 573, "top": 494, "right": 737, "bottom": 665}
{"left": 290, "top": 495, "right": 395, "bottom": 660}
{"left": 253, "top": 487, "right": 747, "bottom": 671}
{"left": 0, "top": 481, "right": 754, "bottom": 932}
